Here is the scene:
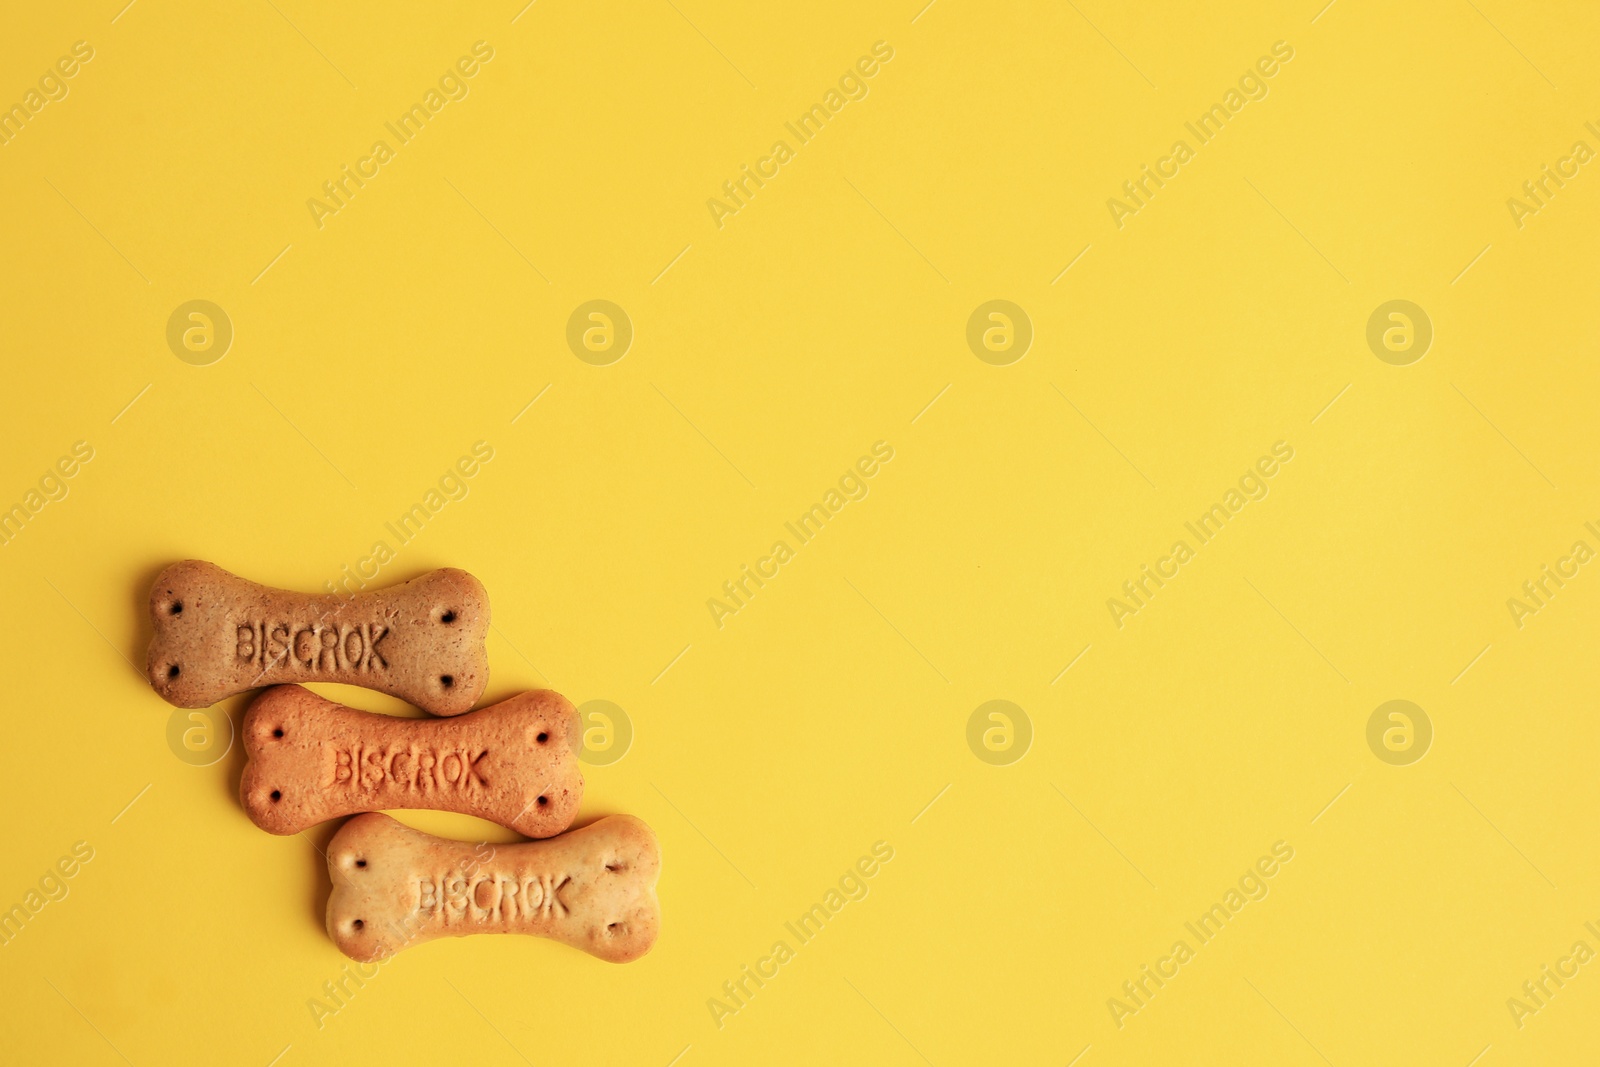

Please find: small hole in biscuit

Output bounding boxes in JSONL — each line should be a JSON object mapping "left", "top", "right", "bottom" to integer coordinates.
{"left": 167, "top": 665, "right": 180, "bottom": 679}
{"left": 353, "top": 919, "right": 364, "bottom": 930}
{"left": 272, "top": 728, "right": 283, "bottom": 739}
{"left": 440, "top": 675, "right": 454, "bottom": 688}
{"left": 440, "top": 610, "right": 456, "bottom": 624}
{"left": 270, "top": 790, "right": 281, "bottom": 802}
{"left": 169, "top": 601, "right": 182, "bottom": 615}
{"left": 536, "top": 732, "right": 548, "bottom": 744}
{"left": 356, "top": 859, "right": 367, "bottom": 868}
{"left": 607, "top": 922, "right": 621, "bottom": 934}
{"left": 537, "top": 796, "right": 548, "bottom": 807}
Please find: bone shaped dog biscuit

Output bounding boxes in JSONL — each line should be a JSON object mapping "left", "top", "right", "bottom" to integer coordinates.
{"left": 241, "top": 685, "right": 582, "bottom": 838}
{"left": 325, "top": 812, "right": 661, "bottom": 963}
{"left": 147, "top": 560, "right": 489, "bottom": 716}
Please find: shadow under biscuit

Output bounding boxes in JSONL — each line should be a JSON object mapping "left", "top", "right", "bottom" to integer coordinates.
{"left": 128, "top": 558, "right": 173, "bottom": 684}
{"left": 218, "top": 690, "right": 253, "bottom": 808}
{"left": 303, "top": 817, "right": 343, "bottom": 937}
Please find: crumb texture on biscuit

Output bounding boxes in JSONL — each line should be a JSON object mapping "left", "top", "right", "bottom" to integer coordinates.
{"left": 324, "top": 813, "right": 661, "bottom": 964}
{"left": 240, "top": 685, "right": 582, "bottom": 837}
{"left": 144, "top": 561, "right": 491, "bottom": 715}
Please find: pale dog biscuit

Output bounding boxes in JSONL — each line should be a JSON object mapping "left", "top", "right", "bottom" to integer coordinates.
{"left": 326, "top": 812, "right": 661, "bottom": 964}
{"left": 240, "top": 685, "right": 582, "bottom": 838}
{"left": 147, "top": 560, "right": 489, "bottom": 716}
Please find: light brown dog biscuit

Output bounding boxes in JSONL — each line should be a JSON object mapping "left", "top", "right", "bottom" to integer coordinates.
{"left": 147, "top": 560, "right": 490, "bottom": 716}
{"left": 325, "top": 812, "right": 661, "bottom": 964}
{"left": 240, "top": 685, "right": 582, "bottom": 838}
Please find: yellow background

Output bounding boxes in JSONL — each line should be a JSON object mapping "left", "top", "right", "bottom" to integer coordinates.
{"left": 2, "top": 1, "right": 1598, "bottom": 1063}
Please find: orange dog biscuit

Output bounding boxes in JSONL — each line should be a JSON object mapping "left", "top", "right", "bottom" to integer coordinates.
{"left": 240, "top": 685, "right": 581, "bottom": 838}
{"left": 146, "top": 560, "right": 490, "bottom": 716}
